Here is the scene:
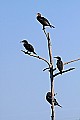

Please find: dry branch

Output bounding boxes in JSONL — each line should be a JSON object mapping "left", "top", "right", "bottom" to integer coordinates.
{"left": 43, "top": 67, "right": 56, "bottom": 72}
{"left": 43, "top": 29, "right": 48, "bottom": 39}
{"left": 43, "top": 29, "right": 54, "bottom": 120}
{"left": 53, "top": 68, "right": 75, "bottom": 77}
{"left": 43, "top": 67, "right": 50, "bottom": 71}
{"left": 21, "top": 50, "right": 50, "bottom": 66}
{"left": 64, "top": 58, "right": 80, "bottom": 65}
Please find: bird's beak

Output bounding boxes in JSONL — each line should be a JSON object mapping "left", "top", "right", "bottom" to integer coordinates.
{"left": 36, "top": 13, "right": 38, "bottom": 17}
{"left": 20, "top": 41, "right": 22, "bottom": 43}
{"left": 54, "top": 56, "right": 57, "bottom": 58}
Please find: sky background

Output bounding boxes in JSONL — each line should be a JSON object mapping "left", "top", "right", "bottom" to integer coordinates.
{"left": 0, "top": 0, "right": 80, "bottom": 120}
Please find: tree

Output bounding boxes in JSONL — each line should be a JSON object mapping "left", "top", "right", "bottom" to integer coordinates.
{"left": 21, "top": 13, "right": 80, "bottom": 120}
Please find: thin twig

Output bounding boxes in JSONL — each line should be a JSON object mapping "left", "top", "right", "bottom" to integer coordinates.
{"left": 43, "top": 67, "right": 50, "bottom": 71}
{"left": 53, "top": 68, "right": 75, "bottom": 77}
{"left": 21, "top": 50, "right": 50, "bottom": 66}
{"left": 43, "top": 67, "right": 56, "bottom": 72}
{"left": 43, "top": 29, "right": 48, "bottom": 38}
{"left": 64, "top": 58, "right": 80, "bottom": 65}
{"left": 53, "top": 68, "right": 56, "bottom": 71}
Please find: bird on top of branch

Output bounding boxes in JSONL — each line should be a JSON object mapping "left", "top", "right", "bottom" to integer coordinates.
{"left": 46, "top": 92, "right": 62, "bottom": 108}
{"left": 36, "top": 13, "right": 55, "bottom": 30}
{"left": 54, "top": 56, "right": 63, "bottom": 74}
{"left": 20, "top": 40, "right": 37, "bottom": 55}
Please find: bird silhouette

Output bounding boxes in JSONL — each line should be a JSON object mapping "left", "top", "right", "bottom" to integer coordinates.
{"left": 54, "top": 56, "right": 63, "bottom": 74}
{"left": 20, "top": 40, "right": 37, "bottom": 54}
{"left": 46, "top": 92, "right": 62, "bottom": 108}
{"left": 36, "top": 13, "right": 55, "bottom": 30}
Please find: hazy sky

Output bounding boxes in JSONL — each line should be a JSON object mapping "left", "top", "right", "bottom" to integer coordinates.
{"left": 0, "top": 1, "right": 80, "bottom": 120}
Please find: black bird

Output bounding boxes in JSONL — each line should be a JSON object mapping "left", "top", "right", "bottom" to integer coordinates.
{"left": 54, "top": 56, "right": 63, "bottom": 74}
{"left": 46, "top": 92, "right": 62, "bottom": 108}
{"left": 20, "top": 40, "right": 37, "bottom": 54}
{"left": 36, "top": 13, "right": 55, "bottom": 30}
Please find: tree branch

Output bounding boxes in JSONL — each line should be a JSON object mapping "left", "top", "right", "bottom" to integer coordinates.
{"left": 43, "top": 67, "right": 50, "bottom": 71}
{"left": 43, "top": 29, "right": 54, "bottom": 120}
{"left": 43, "top": 67, "right": 56, "bottom": 72}
{"left": 21, "top": 50, "right": 50, "bottom": 66}
{"left": 53, "top": 68, "right": 75, "bottom": 77}
{"left": 43, "top": 29, "right": 48, "bottom": 39}
{"left": 64, "top": 58, "right": 80, "bottom": 65}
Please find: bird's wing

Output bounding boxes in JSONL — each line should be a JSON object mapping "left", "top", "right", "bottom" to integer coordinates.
{"left": 38, "top": 16, "right": 50, "bottom": 26}
{"left": 60, "top": 61, "right": 63, "bottom": 70}
{"left": 24, "top": 43, "right": 29, "bottom": 50}
{"left": 28, "top": 44, "right": 34, "bottom": 51}
{"left": 57, "top": 61, "right": 63, "bottom": 71}
{"left": 42, "top": 17, "right": 50, "bottom": 22}
{"left": 42, "top": 17, "right": 50, "bottom": 25}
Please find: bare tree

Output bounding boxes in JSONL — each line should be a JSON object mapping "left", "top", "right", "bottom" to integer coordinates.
{"left": 21, "top": 13, "right": 80, "bottom": 120}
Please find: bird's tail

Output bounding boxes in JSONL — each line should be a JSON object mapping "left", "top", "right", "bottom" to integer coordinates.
{"left": 50, "top": 25, "right": 55, "bottom": 28}
{"left": 33, "top": 51, "right": 37, "bottom": 55}
{"left": 60, "top": 71, "right": 62, "bottom": 74}
{"left": 58, "top": 104, "right": 62, "bottom": 108}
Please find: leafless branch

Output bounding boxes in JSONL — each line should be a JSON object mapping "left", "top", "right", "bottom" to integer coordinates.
{"left": 53, "top": 68, "right": 75, "bottom": 77}
{"left": 43, "top": 67, "right": 50, "bottom": 71}
{"left": 43, "top": 30, "right": 54, "bottom": 120}
{"left": 53, "top": 68, "right": 57, "bottom": 71}
{"left": 43, "top": 67, "right": 56, "bottom": 72}
{"left": 64, "top": 58, "right": 80, "bottom": 65}
{"left": 21, "top": 50, "right": 50, "bottom": 66}
{"left": 43, "top": 29, "right": 48, "bottom": 39}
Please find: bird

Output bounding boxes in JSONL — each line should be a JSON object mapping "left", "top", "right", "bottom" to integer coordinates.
{"left": 54, "top": 56, "right": 63, "bottom": 74}
{"left": 46, "top": 92, "right": 62, "bottom": 108}
{"left": 20, "top": 40, "right": 37, "bottom": 54}
{"left": 36, "top": 13, "right": 55, "bottom": 30}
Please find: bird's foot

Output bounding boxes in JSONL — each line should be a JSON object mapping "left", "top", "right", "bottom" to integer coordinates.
{"left": 42, "top": 26, "right": 45, "bottom": 30}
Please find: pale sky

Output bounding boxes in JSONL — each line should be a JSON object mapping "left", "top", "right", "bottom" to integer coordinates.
{"left": 0, "top": 1, "right": 80, "bottom": 120}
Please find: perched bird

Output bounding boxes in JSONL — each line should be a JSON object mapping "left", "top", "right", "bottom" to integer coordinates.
{"left": 36, "top": 13, "right": 55, "bottom": 30}
{"left": 46, "top": 92, "right": 62, "bottom": 108}
{"left": 54, "top": 56, "right": 63, "bottom": 74}
{"left": 20, "top": 40, "right": 37, "bottom": 54}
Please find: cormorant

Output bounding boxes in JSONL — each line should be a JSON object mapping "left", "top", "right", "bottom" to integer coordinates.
{"left": 46, "top": 92, "right": 62, "bottom": 108}
{"left": 20, "top": 40, "right": 37, "bottom": 54}
{"left": 36, "top": 13, "right": 55, "bottom": 30}
{"left": 54, "top": 56, "right": 63, "bottom": 74}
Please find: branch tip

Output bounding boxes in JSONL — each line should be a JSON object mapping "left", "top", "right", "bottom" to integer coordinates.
{"left": 43, "top": 67, "right": 50, "bottom": 71}
{"left": 53, "top": 67, "right": 75, "bottom": 77}
{"left": 21, "top": 50, "right": 50, "bottom": 66}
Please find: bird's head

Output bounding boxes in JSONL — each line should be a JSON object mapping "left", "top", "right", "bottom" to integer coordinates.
{"left": 54, "top": 56, "right": 61, "bottom": 60}
{"left": 37, "top": 13, "right": 41, "bottom": 17}
{"left": 20, "top": 40, "right": 28, "bottom": 44}
{"left": 46, "top": 92, "right": 51, "bottom": 97}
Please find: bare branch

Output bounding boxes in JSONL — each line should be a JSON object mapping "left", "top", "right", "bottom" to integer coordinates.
{"left": 43, "top": 67, "right": 56, "bottom": 72}
{"left": 43, "top": 67, "right": 50, "bottom": 71}
{"left": 53, "top": 68, "right": 56, "bottom": 71}
{"left": 43, "top": 29, "right": 48, "bottom": 38}
{"left": 43, "top": 29, "right": 53, "bottom": 66}
{"left": 44, "top": 32, "right": 54, "bottom": 120}
{"left": 53, "top": 68, "right": 75, "bottom": 77}
{"left": 64, "top": 58, "right": 80, "bottom": 65}
{"left": 21, "top": 50, "right": 50, "bottom": 66}
{"left": 47, "top": 33, "right": 53, "bottom": 66}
